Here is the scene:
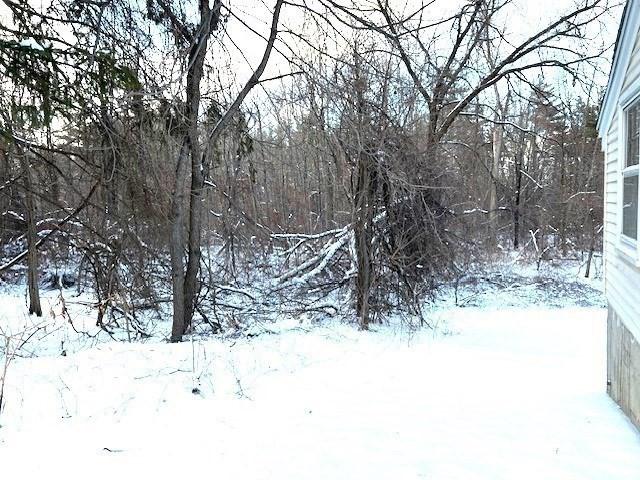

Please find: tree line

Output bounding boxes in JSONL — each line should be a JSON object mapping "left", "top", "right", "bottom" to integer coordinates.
{"left": 0, "top": 0, "right": 611, "bottom": 340}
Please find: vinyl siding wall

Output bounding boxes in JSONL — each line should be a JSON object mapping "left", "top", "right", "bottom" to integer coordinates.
{"left": 605, "top": 31, "right": 640, "bottom": 349}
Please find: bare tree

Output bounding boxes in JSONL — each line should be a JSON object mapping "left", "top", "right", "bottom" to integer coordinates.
{"left": 161, "top": 0, "right": 286, "bottom": 341}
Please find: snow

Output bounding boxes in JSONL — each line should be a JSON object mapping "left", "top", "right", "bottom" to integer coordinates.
{"left": 0, "top": 264, "right": 639, "bottom": 478}
{"left": 18, "top": 38, "right": 45, "bottom": 51}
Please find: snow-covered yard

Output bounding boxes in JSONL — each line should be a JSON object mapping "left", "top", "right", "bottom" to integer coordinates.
{"left": 0, "top": 267, "right": 639, "bottom": 479}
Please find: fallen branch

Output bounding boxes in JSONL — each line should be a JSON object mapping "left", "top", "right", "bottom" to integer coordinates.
{"left": 0, "top": 182, "right": 98, "bottom": 273}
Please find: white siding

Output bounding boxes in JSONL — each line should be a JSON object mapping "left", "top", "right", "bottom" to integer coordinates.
{"left": 605, "top": 30, "right": 640, "bottom": 341}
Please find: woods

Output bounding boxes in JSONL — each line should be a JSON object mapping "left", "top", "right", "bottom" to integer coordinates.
{"left": 0, "top": 0, "right": 612, "bottom": 340}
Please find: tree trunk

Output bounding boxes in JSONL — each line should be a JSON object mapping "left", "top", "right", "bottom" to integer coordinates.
{"left": 559, "top": 150, "right": 568, "bottom": 256}
{"left": 585, "top": 208, "right": 596, "bottom": 278}
{"left": 326, "top": 156, "right": 335, "bottom": 228}
{"left": 183, "top": 132, "right": 205, "bottom": 329}
{"left": 513, "top": 149, "right": 523, "bottom": 250}
{"left": 19, "top": 150, "right": 42, "bottom": 316}
{"left": 0, "top": 141, "right": 8, "bottom": 243}
{"left": 170, "top": 138, "right": 190, "bottom": 342}
{"left": 354, "top": 152, "right": 374, "bottom": 329}
{"left": 488, "top": 91, "right": 509, "bottom": 246}
{"left": 488, "top": 125, "right": 502, "bottom": 241}
{"left": 170, "top": 4, "right": 218, "bottom": 342}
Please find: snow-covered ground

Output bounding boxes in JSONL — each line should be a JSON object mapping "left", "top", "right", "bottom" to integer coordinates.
{"left": 1, "top": 261, "right": 639, "bottom": 479}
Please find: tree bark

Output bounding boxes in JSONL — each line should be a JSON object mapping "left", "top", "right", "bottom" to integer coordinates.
{"left": 513, "top": 146, "right": 523, "bottom": 249}
{"left": 18, "top": 149, "right": 42, "bottom": 316}
{"left": 354, "top": 151, "right": 375, "bottom": 329}
{"left": 170, "top": 138, "right": 190, "bottom": 342}
{"left": 182, "top": 8, "right": 213, "bottom": 336}
{"left": 488, "top": 126, "right": 501, "bottom": 235}
{"left": 0, "top": 141, "right": 8, "bottom": 243}
{"left": 352, "top": 55, "right": 375, "bottom": 329}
